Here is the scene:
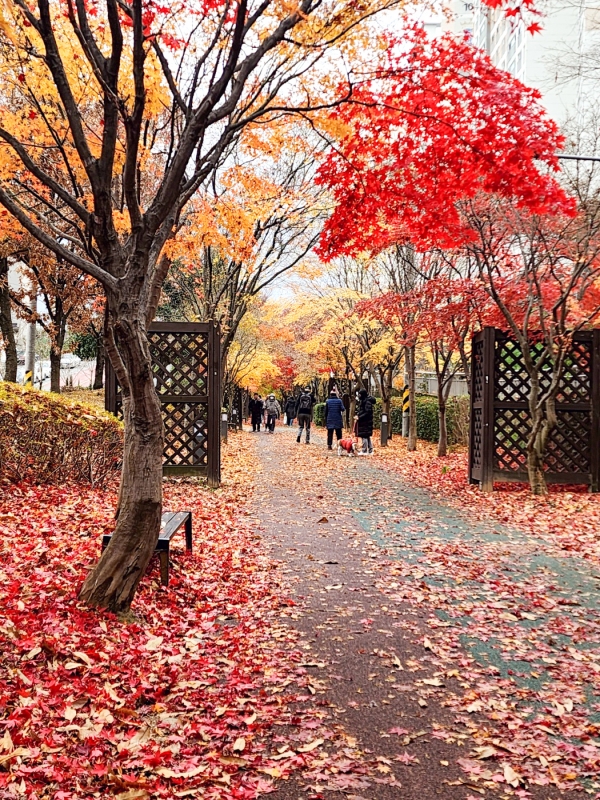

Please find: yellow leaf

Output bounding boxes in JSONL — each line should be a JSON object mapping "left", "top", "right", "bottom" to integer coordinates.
{"left": 474, "top": 746, "right": 497, "bottom": 759}
{"left": 232, "top": 737, "right": 246, "bottom": 753}
{"left": 503, "top": 764, "right": 521, "bottom": 787}
{"left": 259, "top": 767, "right": 282, "bottom": 778}
{"left": 297, "top": 738, "right": 323, "bottom": 753}
{"left": 72, "top": 651, "right": 93, "bottom": 666}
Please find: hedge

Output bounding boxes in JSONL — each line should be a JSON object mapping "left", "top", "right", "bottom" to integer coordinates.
{"left": 314, "top": 394, "right": 469, "bottom": 445}
{"left": 0, "top": 382, "right": 123, "bottom": 487}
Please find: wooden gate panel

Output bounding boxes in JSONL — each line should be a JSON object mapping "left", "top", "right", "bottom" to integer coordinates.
{"left": 469, "top": 327, "right": 599, "bottom": 490}
{"left": 106, "top": 321, "right": 220, "bottom": 486}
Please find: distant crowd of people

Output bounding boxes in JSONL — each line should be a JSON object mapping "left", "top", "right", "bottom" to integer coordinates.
{"left": 247, "top": 386, "right": 376, "bottom": 455}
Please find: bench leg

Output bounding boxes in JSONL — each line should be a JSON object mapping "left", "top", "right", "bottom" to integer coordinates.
{"left": 185, "top": 514, "right": 192, "bottom": 552}
{"left": 159, "top": 551, "right": 169, "bottom": 586}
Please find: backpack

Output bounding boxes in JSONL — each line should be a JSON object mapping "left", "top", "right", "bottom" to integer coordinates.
{"left": 298, "top": 393, "right": 312, "bottom": 412}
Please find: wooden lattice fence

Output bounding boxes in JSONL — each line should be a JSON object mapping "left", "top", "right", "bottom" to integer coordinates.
{"left": 469, "top": 327, "right": 600, "bottom": 491}
{"left": 106, "top": 321, "right": 221, "bottom": 487}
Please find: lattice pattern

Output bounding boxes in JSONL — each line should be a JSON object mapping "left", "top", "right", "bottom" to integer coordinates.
{"left": 546, "top": 412, "right": 591, "bottom": 473}
{"left": 163, "top": 403, "right": 208, "bottom": 467}
{"left": 472, "top": 339, "right": 484, "bottom": 403}
{"left": 471, "top": 407, "right": 483, "bottom": 469}
{"left": 494, "top": 409, "right": 529, "bottom": 471}
{"left": 556, "top": 341, "right": 591, "bottom": 403}
{"left": 495, "top": 338, "right": 530, "bottom": 403}
{"left": 492, "top": 333, "right": 594, "bottom": 477}
{"left": 149, "top": 330, "right": 208, "bottom": 396}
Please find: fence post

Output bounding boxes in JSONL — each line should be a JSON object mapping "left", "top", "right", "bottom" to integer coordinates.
{"left": 208, "top": 321, "right": 221, "bottom": 488}
{"left": 380, "top": 413, "right": 389, "bottom": 447}
{"left": 592, "top": 329, "right": 600, "bottom": 493}
{"left": 401, "top": 380, "right": 409, "bottom": 437}
{"left": 480, "top": 326, "right": 495, "bottom": 492}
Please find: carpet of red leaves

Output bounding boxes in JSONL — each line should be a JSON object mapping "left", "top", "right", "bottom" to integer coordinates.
{"left": 0, "top": 437, "right": 328, "bottom": 799}
{"left": 370, "top": 437, "right": 600, "bottom": 793}
{"left": 377, "top": 438, "right": 600, "bottom": 566}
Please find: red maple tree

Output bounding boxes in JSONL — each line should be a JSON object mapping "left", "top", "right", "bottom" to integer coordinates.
{"left": 316, "top": 27, "right": 568, "bottom": 260}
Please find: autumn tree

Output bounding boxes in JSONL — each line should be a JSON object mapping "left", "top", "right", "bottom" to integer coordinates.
{"left": 0, "top": 0, "right": 433, "bottom": 611}
{"left": 315, "top": 27, "right": 567, "bottom": 257}
{"left": 461, "top": 189, "right": 600, "bottom": 494}
{"left": 71, "top": 298, "right": 107, "bottom": 390}
{"left": 158, "top": 139, "right": 325, "bottom": 388}
{"left": 223, "top": 306, "right": 280, "bottom": 399}
{"left": 8, "top": 240, "right": 97, "bottom": 392}
{"left": 409, "top": 271, "right": 489, "bottom": 456}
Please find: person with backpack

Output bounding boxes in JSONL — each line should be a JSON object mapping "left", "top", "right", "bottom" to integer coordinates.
{"left": 295, "top": 387, "right": 314, "bottom": 444}
{"left": 325, "top": 390, "right": 346, "bottom": 450}
{"left": 248, "top": 393, "right": 264, "bottom": 432}
{"left": 264, "top": 394, "right": 282, "bottom": 433}
{"left": 356, "top": 388, "right": 376, "bottom": 455}
{"left": 284, "top": 394, "right": 297, "bottom": 426}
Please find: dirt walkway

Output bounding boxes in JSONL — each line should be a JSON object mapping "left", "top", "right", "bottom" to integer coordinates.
{"left": 248, "top": 423, "right": 596, "bottom": 799}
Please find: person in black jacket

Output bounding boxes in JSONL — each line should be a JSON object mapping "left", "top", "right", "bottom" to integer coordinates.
{"left": 295, "top": 388, "right": 314, "bottom": 443}
{"left": 284, "top": 395, "right": 297, "bottom": 426}
{"left": 248, "top": 393, "right": 264, "bottom": 432}
{"left": 355, "top": 388, "right": 376, "bottom": 455}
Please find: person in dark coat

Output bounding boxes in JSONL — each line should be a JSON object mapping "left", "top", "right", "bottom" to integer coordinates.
{"left": 295, "top": 387, "right": 314, "bottom": 443}
{"left": 356, "top": 388, "right": 376, "bottom": 454}
{"left": 248, "top": 393, "right": 264, "bottom": 432}
{"left": 284, "top": 395, "right": 297, "bottom": 426}
{"left": 325, "top": 390, "right": 346, "bottom": 450}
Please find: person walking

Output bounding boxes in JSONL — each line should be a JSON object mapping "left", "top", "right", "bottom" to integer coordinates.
{"left": 264, "top": 394, "right": 281, "bottom": 433}
{"left": 284, "top": 394, "right": 297, "bottom": 426}
{"left": 356, "top": 388, "right": 376, "bottom": 455}
{"left": 249, "top": 393, "right": 264, "bottom": 432}
{"left": 325, "top": 390, "right": 345, "bottom": 450}
{"left": 295, "top": 387, "right": 314, "bottom": 444}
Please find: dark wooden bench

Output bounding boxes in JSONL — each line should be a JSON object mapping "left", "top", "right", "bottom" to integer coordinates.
{"left": 102, "top": 511, "right": 192, "bottom": 587}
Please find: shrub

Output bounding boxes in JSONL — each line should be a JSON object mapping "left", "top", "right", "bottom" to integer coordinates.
{"left": 0, "top": 383, "right": 123, "bottom": 487}
{"left": 313, "top": 402, "right": 326, "bottom": 427}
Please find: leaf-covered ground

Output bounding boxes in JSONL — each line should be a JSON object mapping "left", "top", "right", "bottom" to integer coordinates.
{"left": 4, "top": 423, "right": 600, "bottom": 799}
{"left": 0, "top": 436, "right": 337, "bottom": 799}
{"left": 251, "top": 426, "right": 600, "bottom": 799}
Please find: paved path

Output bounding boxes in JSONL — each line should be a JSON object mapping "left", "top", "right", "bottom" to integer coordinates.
{"left": 249, "top": 424, "right": 600, "bottom": 799}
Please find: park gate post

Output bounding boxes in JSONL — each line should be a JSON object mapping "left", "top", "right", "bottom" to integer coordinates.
{"left": 105, "top": 320, "right": 221, "bottom": 488}
{"left": 469, "top": 326, "right": 600, "bottom": 492}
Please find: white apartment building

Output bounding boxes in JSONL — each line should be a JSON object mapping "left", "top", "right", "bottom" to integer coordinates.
{"left": 438, "top": 0, "right": 600, "bottom": 126}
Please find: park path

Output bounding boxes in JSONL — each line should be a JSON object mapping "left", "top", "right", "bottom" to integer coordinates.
{"left": 247, "top": 423, "right": 600, "bottom": 799}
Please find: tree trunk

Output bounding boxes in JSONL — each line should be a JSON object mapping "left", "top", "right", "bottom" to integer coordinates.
{"left": 93, "top": 333, "right": 105, "bottom": 390}
{"left": 79, "top": 320, "right": 164, "bottom": 612}
{"left": 407, "top": 344, "right": 417, "bottom": 451}
{"left": 0, "top": 258, "right": 17, "bottom": 382}
{"left": 385, "top": 365, "right": 394, "bottom": 440}
{"left": 50, "top": 348, "right": 61, "bottom": 393}
{"left": 348, "top": 382, "right": 356, "bottom": 432}
{"left": 527, "top": 442, "right": 547, "bottom": 496}
{"left": 49, "top": 298, "right": 67, "bottom": 393}
{"left": 438, "top": 398, "right": 447, "bottom": 457}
